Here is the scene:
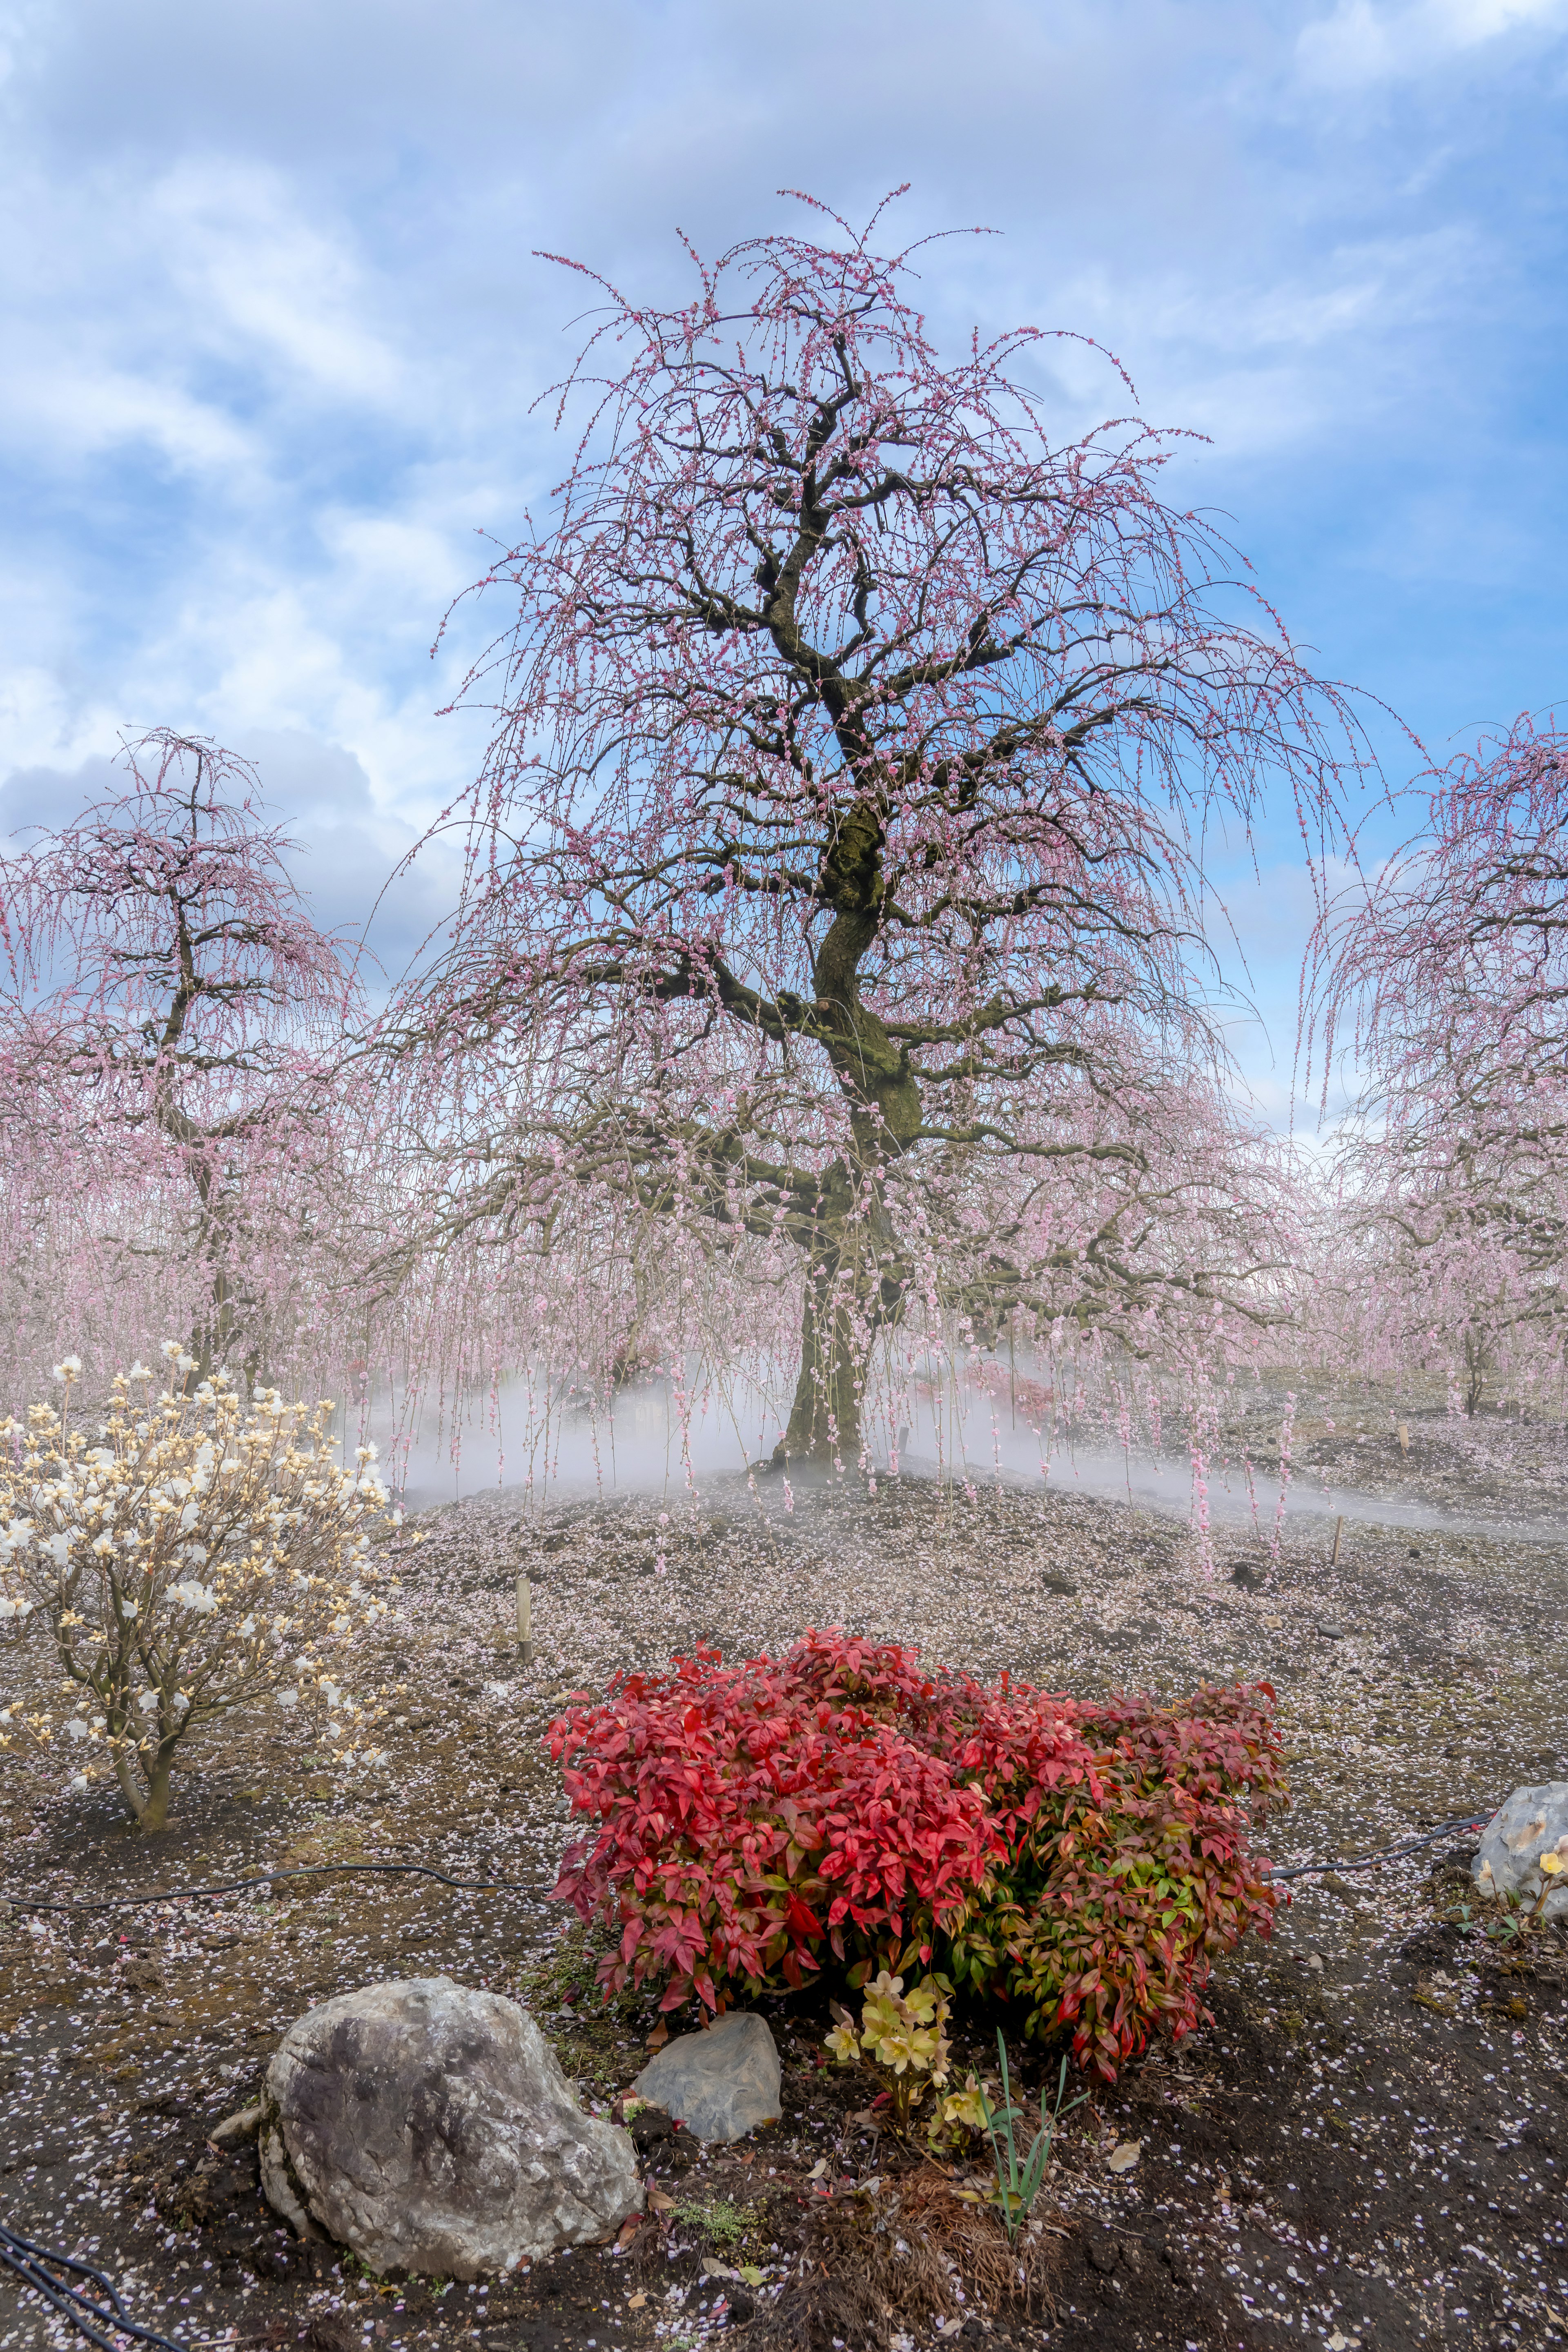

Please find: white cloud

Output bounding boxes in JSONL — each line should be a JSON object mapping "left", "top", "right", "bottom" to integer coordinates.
{"left": 1298, "top": 0, "right": 1568, "bottom": 86}
{"left": 0, "top": 352, "right": 252, "bottom": 474}
{"left": 149, "top": 160, "right": 406, "bottom": 405}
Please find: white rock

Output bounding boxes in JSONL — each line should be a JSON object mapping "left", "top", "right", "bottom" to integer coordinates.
{"left": 1472, "top": 1783, "right": 1568, "bottom": 1922}
{"left": 261, "top": 1976, "right": 641, "bottom": 2276}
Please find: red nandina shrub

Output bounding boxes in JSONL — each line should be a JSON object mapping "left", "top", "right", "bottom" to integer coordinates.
{"left": 546, "top": 1634, "right": 1285, "bottom": 2078}
{"left": 546, "top": 1635, "right": 1002, "bottom": 2013}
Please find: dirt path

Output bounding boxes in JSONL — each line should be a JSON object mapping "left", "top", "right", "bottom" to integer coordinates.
{"left": 2, "top": 1463, "right": 1565, "bottom": 2352}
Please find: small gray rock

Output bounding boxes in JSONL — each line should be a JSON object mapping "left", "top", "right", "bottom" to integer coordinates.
{"left": 209, "top": 2100, "right": 264, "bottom": 2145}
{"left": 262, "top": 1977, "right": 641, "bottom": 2276}
{"left": 633, "top": 2011, "right": 781, "bottom": 2143}
{"left": 1315, "top": 1619, "right": 1345, "bottom": 1640}
{"left": 1473, "top": 1784, "right": 1568, "bottom": 1922}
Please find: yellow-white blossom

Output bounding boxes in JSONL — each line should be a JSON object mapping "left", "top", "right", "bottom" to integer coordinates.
{"left": 0, "top": 1355, "right": 400, "bottom": 1829}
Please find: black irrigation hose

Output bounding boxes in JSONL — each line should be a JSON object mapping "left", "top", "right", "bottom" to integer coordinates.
{"left": 0, "top": 1805, "right": 1501, "bottom": 1918}
{"left": 1271, "top": 1811, "right": 1492, "bottom": 1882}
{"left": 0, "top": 2220, "right": 191, "bottom": 2352}
{"left": 0, "top": 1859, "right": 532, "bottom": 1915}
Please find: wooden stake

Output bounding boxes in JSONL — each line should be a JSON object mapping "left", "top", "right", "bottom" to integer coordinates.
{"left": 516, "top": 1572, "right": 534, "bottom": 1667}
{"left": 1398, "top": 1421, "right": 1409, "bottom": 1457}
{"left": 1331, "top": 1515, "right": 1344, "bottom": 1568}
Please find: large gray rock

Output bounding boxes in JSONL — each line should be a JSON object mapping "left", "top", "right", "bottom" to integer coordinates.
{"left": 1472, "top": 1783, "right": 1568, "bottom": 1922}
{"left": 632, "top": 2011, "right": 780, "bottom": 2143}
{"left": 260, "top": 1977, "right": 641, "bottom": 2277}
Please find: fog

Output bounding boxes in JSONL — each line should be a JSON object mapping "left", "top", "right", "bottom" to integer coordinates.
{"left": 381, "top": 1368, "right": 1568, "bottom": 1547}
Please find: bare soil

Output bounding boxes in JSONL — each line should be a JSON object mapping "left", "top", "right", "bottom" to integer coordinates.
{"left": 2, "top": 1414, "right": 1566, "bottom": 2352}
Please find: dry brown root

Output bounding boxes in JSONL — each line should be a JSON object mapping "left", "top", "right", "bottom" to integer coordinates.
{"left": 745, "top": 2172, "right": 1063, "bottom": 2349}
{"left": 895, "top": 2168, "right": 1062, "bottom": 2320}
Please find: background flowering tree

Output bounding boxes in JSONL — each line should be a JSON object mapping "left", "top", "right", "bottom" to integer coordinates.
{"left": 0, "top": 730, "right": 363, "bottom": 1394}
{"left": 1316, "top": 713, "right": 1568, "bottom": 1412}
{"left": 387, "top": 199, "right": 1365, "bottom": 1463}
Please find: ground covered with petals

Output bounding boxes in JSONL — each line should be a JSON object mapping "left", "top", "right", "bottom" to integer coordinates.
{"left": 1, "top": 1394, "right": 1566, "bottom": 2351}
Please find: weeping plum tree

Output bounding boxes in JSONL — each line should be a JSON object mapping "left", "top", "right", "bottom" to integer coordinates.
{"left": 0, "top": 731, "right": 360, "bottom": 1388}
{"left": 1316, "top": 713, "right": 1568, "bottom": 1412}
{"left": 395, "top": 199, "right": 1365, "bottom": 1465}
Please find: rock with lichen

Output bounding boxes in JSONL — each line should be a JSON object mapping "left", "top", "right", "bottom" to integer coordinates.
{"left": 260, "top": 1976, "right": 641, "bottom": 2276}
{"left": 1472, "top": 1783, "right": 1568, "bottom": 1921}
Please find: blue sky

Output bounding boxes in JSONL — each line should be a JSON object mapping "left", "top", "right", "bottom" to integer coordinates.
{"left": 1, "top": 0, "right": 1566, "bottom": 1121}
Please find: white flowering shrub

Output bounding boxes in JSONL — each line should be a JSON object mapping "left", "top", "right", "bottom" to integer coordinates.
{"left": 0, "top": 1344, "right": 400, "bottom": 1829}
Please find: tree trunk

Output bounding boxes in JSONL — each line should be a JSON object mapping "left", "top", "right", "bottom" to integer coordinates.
{"left": 777, "top": 1262, "right": 868, "bottom": 1466}
{"left": 1463, "top": 1329, "right": 1487, "bottom": 1417}
{"left": 774, "top": 1158, "right": 904, "bottom": 1469}
{"left": 771, "top": 868, "right": 922, "bottom": 1470}
{"left": 111, "top": 1746, "right": 149, "bottom": 1827}
{"left": 139, "top": 1745, "right": 178, "bottom": 1832}
{"left": 111, "top": 1738, "right": 179, "bottom": 1831}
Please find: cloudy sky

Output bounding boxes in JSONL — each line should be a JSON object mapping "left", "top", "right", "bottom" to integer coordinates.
{"left": 1, "top": 0, "right": 1565, "bottom": 1116}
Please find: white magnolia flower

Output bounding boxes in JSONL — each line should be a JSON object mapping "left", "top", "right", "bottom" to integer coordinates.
{"left": 178, "top": 1503, "right": 200, "bottom": 1532}
{"left": 67, "top": 1773, "right": 89, "bottom": 1793}
{"left": 0, "top": 1596, "right": 30, "bottom": 1620}
{"left": 65, "top": 1717, "right": 90, "bottom": 1742}
{"left": 52, "top": 1356, "right": 82, "bottom": 1381}
{"left": 238, "top": 1615, "right": 256, "bottom": 1635}
{"left": 275, "top": 1687, "right": 299, "bottom": 1710}
{"left": 159, "top": 1339, "right": 183, "bottom": 1361}
{"left": 41, "top": 1532, "right": 74, "bottom": 1568}
{"left": 331, "top": 1614, "right": 350, "bottom": 1634}
{"left": 168, "top": 1579, "right": 217, "bottom": 1615}
{"left": 91, "top": 1533, "right": 116, "bottom": 1557}
{"left": 127, "top": 1362, "right": 153, "bottom": 1382}
{"left": 137, "top": 1690, "right": 160, "bottom": 1713}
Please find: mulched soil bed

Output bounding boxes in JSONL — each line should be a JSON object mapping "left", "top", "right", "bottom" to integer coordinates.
{"left": 2, "top": 1411, "right": 1567, "bottom": 2352}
